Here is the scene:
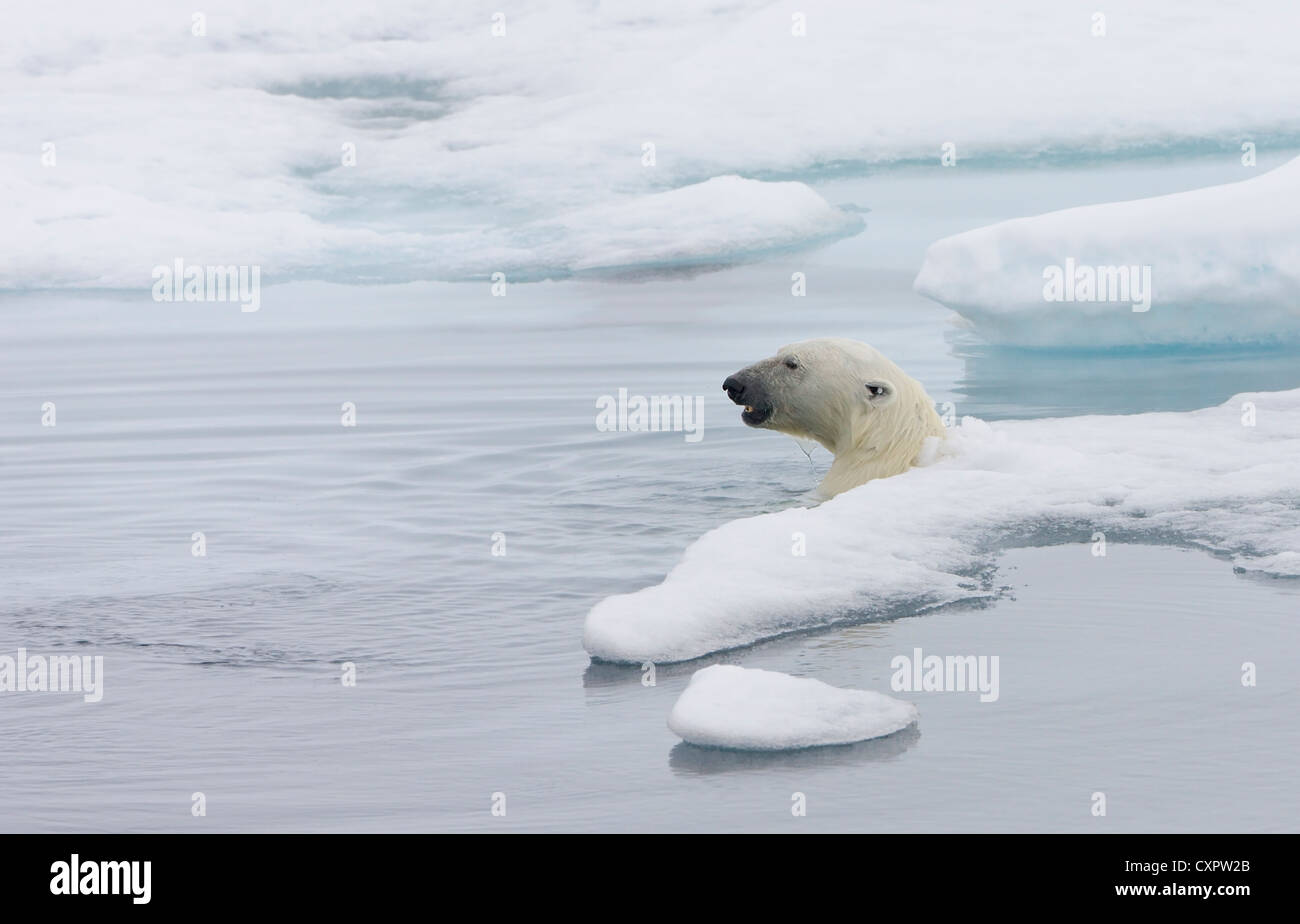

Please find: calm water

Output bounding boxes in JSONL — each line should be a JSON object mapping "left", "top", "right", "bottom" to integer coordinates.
{"left": 3, "top": 156, "right": 1299, "bottom": 832}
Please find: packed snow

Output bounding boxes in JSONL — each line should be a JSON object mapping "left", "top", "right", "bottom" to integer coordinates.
{"left": 914, "top": 155, "right": 1300, "bottom": 346}
{"left": 584, "top": 388, "right": 1300, "bottom": 663}
{"left": 667, "top": 665, "right": 918, "bottom": 750}
{"left": 5, "top": 0, "right": 1300, "bottom": 287}
{"left": 504, "top": 177, "right": 863, "bottom": 277}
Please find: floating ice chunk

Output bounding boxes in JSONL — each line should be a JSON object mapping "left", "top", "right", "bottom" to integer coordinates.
{"left": 913, "top": 156, "right": 1300, "bottom": 346}
{"left": 584, "top": 389, "right": 1300, "bottom": 664}
{"left": 667, "top": 665, "right": 917, "bottom": 750}
{"left": 518, "top": 176, "right": 864, "bottom": 275}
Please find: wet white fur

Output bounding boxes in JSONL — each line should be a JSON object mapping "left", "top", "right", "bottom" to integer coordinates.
{"left": 742, "top": 338, "right": 945, "bottom": 497}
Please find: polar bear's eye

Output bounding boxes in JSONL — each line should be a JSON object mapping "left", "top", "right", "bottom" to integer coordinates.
{"left": 784, "top": 359, "right": 799, "bottom": 370}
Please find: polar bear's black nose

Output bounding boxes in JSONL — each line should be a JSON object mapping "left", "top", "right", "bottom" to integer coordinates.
{"left": 723, "top": 375, "right": 745, "bottom": 403}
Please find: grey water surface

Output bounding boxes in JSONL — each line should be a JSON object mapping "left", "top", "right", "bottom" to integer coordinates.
{"left": 3, "top": 154, "right": 1299, "bottom": 831}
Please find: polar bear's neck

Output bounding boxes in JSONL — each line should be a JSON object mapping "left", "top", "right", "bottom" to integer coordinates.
{"left": 818, "top": 389, "right": 946, "bottom": 498}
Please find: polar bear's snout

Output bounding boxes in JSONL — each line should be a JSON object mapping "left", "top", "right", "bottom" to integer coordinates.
{"left": 722, "top": 370, "right": 774, "bottom": 426}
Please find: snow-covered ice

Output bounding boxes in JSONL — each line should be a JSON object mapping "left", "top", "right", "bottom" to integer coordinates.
{"left": 584, "top": 388, "right": 1300, "bottom": 664}
{"left": 6, "top": 0, "right": 1300, "bottom": 287}
{"left": 667, "top": 665, "right": 918, "bottom": 750}
{"left": 914, "top": 156, "right": 1300, "bottom": 346}
{"left": 500, "top": 176, "right": 863, "bottom": 277}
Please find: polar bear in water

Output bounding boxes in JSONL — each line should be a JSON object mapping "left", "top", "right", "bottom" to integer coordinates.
{"left": 722, "top": 338, "right": 946, "bottom": 497}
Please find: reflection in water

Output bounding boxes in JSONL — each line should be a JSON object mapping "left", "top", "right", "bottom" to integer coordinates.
{"left": 952, "top": 337, "right": 1300, "bottom": 420}
{"left": 668, "top": 723, "right": 920, "bottom": 775}
{"left": 582, "top": 654, "right": 742, "bottom": 690}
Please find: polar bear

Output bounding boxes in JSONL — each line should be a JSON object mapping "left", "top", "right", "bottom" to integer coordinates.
{"left": 722, "top": 338, "right": 946, "bottom": 497}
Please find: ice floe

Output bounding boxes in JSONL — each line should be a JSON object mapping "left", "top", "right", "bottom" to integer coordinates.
{"left": 667, "top": 665, "right": 918, "bottom": 750}
{"left": 914, "top": 156, "right": 1300, "bottom": 346}
{"left": 585, "top": 388, "right": 1300, "bottom": 663}
{"left": 6, "top": 0, "right": 1300, "bottom": 287}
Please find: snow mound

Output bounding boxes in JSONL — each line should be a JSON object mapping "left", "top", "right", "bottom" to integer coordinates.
{"left": 667, "top": 665, "right": 918, "bottom": 750}
{"left": 508, "top": 176, "right": 864, "bottom": 276}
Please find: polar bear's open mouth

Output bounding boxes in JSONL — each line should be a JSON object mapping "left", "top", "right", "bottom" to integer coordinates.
{"left": 722, "top": 372, "right": 774, "bottom": 426}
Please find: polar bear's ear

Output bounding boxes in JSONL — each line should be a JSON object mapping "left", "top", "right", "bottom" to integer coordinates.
{"left": 864, "top": 380, "right": 896, "bottom": 407}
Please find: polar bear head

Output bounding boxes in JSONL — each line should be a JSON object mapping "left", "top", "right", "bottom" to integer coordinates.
{"left": 722, "top": 337, "right": 946, "bottom": 496}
